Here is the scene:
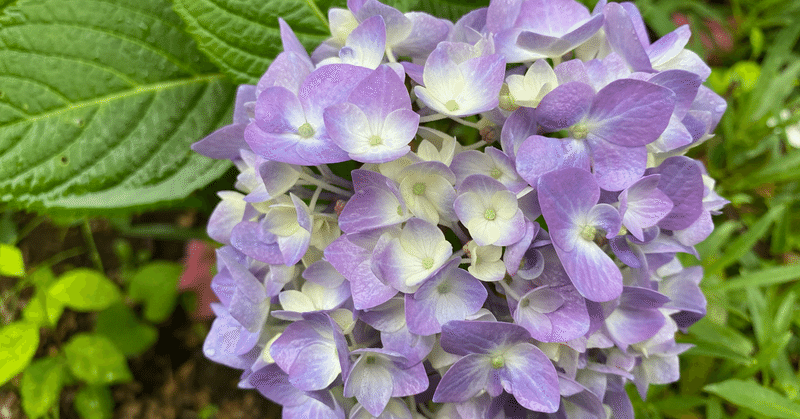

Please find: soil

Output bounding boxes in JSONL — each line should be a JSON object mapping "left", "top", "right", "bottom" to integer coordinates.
{"left": 0, "top": 210, "right": 282, "bottom": 419}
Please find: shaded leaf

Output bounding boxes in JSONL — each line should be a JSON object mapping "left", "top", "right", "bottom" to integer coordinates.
{"left": 128, "top": 261, "right": 184, "bottom": 323}
{"left": 22, "top": 287, "right": 65, "bottom": 328}
{"left": 20, "top": 356, "right": 66, "bottom": 419}
{"left": 48, "top": 269, "right": 121, "bottom": 311}
{"left": 95, "top": 303, "right": 158, "bottom": 356}
{"left": 64, "top": 334, "right": 132, "bottom": 385}
{"left": 0, "top": 0, "right": 234, "bottom": 215}
{"left": 417, "top": 0, "right": 489, "bottom": 22}
{"left": 0, "top": 321, "right": 39, "bottom": 386}
{"left": 74, "top": 385, "right": 113, "bottom": 419}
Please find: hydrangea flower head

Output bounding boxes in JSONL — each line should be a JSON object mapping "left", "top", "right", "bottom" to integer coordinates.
{"left": 192, "top": 0, "right": 726, "bottom": 417}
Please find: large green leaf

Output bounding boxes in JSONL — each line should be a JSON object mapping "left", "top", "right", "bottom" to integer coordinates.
{"left": 173, "top": 0, "right": 346, "bottom": 85}
{"left": 0, "top": 0, "right": 235, "bottom": 215}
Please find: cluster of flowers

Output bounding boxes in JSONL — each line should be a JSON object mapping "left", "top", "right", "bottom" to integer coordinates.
{"left": 192, "top": 0, "right": 727, "bottom": 417}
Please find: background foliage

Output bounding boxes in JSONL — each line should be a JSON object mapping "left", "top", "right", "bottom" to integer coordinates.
{"left": 1, "top": 0, "right": 799, "bottom": 418}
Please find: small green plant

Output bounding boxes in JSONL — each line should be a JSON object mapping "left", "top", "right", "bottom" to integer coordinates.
{"left": 0, "top": 240, "right": 184, "bottom": 419}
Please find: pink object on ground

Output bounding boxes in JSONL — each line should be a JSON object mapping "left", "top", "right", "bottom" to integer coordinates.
{"left": 178, "top": 239, "right": 219, "bottom": 320}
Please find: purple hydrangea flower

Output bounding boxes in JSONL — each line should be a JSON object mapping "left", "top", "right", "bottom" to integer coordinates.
{"left": 194, "top": 0, "right": 726, "bottom": 416}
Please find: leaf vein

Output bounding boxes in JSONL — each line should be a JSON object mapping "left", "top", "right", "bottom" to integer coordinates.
{"left": 0, "top": 106, "right": 101, "bottom": 186}
{"left": 0, "top": 74, "right": 73, "bottom": 105}
{"left": 41, "top": 93, "right": 159, "bottom": 195}
{"left": 8, "top": 22, "right": 200, "bottom": 76}
{"left": 2, "top": 47, "right": 140, "bottom": 87}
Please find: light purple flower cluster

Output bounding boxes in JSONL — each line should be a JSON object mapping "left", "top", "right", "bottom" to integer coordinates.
{"left": 193, "top": 0, "right": 727, "bottom": 417}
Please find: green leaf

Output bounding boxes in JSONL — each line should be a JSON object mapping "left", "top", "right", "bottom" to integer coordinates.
{"left": 173, "top": 0, "right": 345, "bottom": 84}
{"left": 95, "top": 303, "right": 157, "bottom": 356}
{"left": 64, "top": 333, "right": 132, "bottom": 385}
{"left": 128, "top": 261, "right": 183, "bottom": 323}
{"left": 704, "top": 379, "right": 800, "bottom": 419}
{"left": 74, "top": 386, "right": 113, "bottom": 419}
{"left": 708, "top": 264, "right": 800, "bottom": 292}
{"left": 20, "top": 356, "right": 66, "bottom": 419}
{"left": 0, "top": 0, "right": 235, "bottom": 215}
{"left": 417, "top": 0, "right": 490, "bottom": 23}
{"left": 704, "top": 204, "right": 785, "bottom": 273}
{"left": 48, "top": 268, "right": 121, "bottom": 311}
{"left": 0, "top": 321, "right": 39, "bottom": 386}
{"left": 22, "top": 287, "right": 65, "bottom": 328}
{"left": 0, "top": 243, "right": 24, "bottom": 276}
{"left": 688, "top": 317, "right": 754, "bottom": 357}
{"left": 29, "top": 267, "right": 57, "bottom": 288}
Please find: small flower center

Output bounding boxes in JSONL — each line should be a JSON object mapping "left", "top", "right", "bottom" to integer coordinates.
{"left": 490, "top": 168, "right": 503, "bottom": 179}
{"left": 297, "top": 123, "right": 315, "bottom": 138}
{"left": 580, "top": 225, "right": 597, "bottom": 241}
{"left": 445, "top": 99, "right": 460, "bottom": 112}
{"left": 491, "top": 355, "right": 505, "bottom": 369}
{"left": 484, "top": 208, "right": 496, "bottom": 221}
{"left": 422, "top": 257, "right": 434, "bottom": 270}
{"left": 397, "top": 205, "right": 403, "bottom": 216}
{"left": 570, "top": 123, "right": 589, "bottom": 140}
{"left": 365, "top": 355, "right": 376, "bottom": 365}
{"left": 436, "top": 282, "right": 451, "bottom": 294}
{"left": 520, "top": 298, "right": 530, "bottom": 308}
{"left": 412, "top": 182, "right": 426, "bottom": 196}
{"left": 369, "top": 135, "right": 382, "bottom": 146}
{"left": 498, "top": 83, "right": 518, "bottom": 112}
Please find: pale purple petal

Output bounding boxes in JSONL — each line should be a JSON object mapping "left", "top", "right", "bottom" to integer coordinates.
{"left": 587, "top": 137, "right": 647, "bottom": 191}
{"left": 257, "top": 52, "right": 313, "bottom": 96}
{"left": 344, "top": 15, "right": 386, "bottom": 68}
{"left": 650, "top": 156, "right": 704, "bottom": 230}
{"left": 603, "top": 3, "right": 652, "bottom": 72}
{"left": 647, "top": 25, "right": 691, "bottom": 65}
{"left": 344, "top": 357, "right": 393, "bottom": 416}
{"left": 536, "top": 82, "right": 594, "bottom": 131}
{"left": 499, "top": 343, "right": 560, "bottom": 413}
{"left": 440, "top": 320, "right": 530, "bottom": 356}
{"left": 537, "top": 167, "right": 599, "bottom": 252}
{"left": 588, "top": 79, "right": 676, "bottom": 147}
{"left": 230, "top": 221, "right": 284, "bottom": 264}
{"left": 192, "top": 124, "right": 248, "bottom": 160}
{"left": 299, "top": 64, "right": 373, "bottom": 120}
{"left": 559, "top": 239, "right": 623, "bottom": 302}
{"left": 393, "top": 12, "right": 452, "bottom": 58}
{"left": 619, "top": 175, "right": 674, "bottom": 241}
{"left": 515, "top": 135, "right": 590, "bottom": 187}
{"left": 406, "top": 260, "right": 488, "bottom": 335}
{"left": 432, "top": 353, "right": 491, "bottom": 402}
{"left": 500, "top": 107, "right": 538, "bottom": 161}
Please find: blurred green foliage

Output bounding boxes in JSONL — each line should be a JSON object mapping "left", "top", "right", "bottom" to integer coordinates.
{"left": 0, "top": 238, "right": 185, "bottom": 419}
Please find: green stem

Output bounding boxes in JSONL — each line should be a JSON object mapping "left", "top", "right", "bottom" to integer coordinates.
{"left": 82, "top": 219, "right": 104, "bottom": 272}
{"left": 15, "top": 215, "right": 46, "bottom": 244}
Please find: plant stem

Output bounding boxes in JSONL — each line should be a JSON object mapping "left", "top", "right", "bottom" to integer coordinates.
{"left": 82, "top": 219, "right": 104, "bottom": 272}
